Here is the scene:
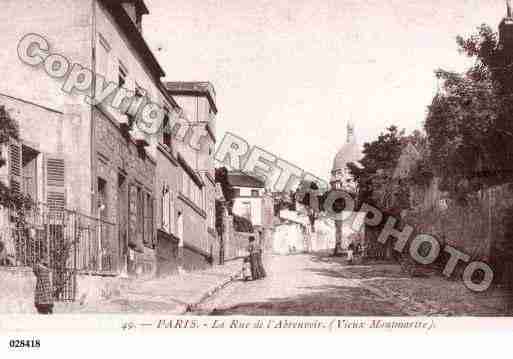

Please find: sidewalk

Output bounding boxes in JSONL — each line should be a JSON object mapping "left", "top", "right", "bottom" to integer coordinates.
{"left": 58, "top": 259, "right": 243, "bottom": 314}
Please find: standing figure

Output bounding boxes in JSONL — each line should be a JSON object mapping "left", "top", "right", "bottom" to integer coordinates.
{"left": 33, "top": 259, "right": 54, "bottom": 314}
{"left": 247, "top": 236, "right": 262, "bottom": 280}
{"left": 256, "top": 240, "right": 267, "bottom": 279}
{"left": 242, "top": 256, "right": 251, "bottom": 281}
{"left": 347, "top": 242, "right": 355, "bottom": 263}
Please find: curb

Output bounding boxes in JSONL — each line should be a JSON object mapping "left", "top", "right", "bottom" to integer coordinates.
{"left": 184, "top": 269, "right": 243, "bottom": 314}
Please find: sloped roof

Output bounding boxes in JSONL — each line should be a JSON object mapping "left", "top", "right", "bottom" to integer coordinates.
{"left": 393, "top": 142, "right": 421, "bottom": 179}
{"left": 228, "top": 171, "right": 265, "bottom": 188}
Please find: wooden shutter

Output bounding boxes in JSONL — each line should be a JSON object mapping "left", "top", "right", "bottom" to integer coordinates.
{"left": 8, "top": 139, "right": 22, "bottom": 197}
{"left": 45, "top": 155, "right": 66, "bottom": 211}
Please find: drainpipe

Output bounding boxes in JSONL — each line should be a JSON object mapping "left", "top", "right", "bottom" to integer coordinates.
{"left": 90, "top": 0, "right": 97, "bottom": 219}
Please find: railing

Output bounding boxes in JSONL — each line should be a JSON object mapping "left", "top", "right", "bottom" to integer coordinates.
{"left": 0, "top": 202, "right": 117, "bottom": 301}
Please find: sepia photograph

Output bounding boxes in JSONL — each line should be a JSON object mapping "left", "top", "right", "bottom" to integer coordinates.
{"left": 3, "top": 2, "right": 513, "bottom": 350}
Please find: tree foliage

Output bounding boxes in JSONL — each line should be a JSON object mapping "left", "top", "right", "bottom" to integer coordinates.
{"left": 425, "top": 24, "right": 513, "bottom": 198}
{"left": 347, "top": 126, "right": 407, "bottom": 207}
{"left": 0, "top": 105, "right": 29, "bottom": 209}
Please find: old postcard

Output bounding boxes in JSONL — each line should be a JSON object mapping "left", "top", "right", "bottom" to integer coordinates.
{"left": 2, "top": 0, "right": 513, "bottom": 351}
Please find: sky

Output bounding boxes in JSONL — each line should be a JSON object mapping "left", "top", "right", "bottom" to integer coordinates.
{"left": 143, "top": 0, "right": 508, "bottom": 182}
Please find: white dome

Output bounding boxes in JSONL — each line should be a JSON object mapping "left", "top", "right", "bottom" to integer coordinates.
{"left": 332, "top": 141, "right": 362, "bottom": 173}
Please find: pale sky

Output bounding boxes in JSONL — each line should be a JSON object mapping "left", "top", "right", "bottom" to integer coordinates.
{"left": 143, "top": 0, "right": 507, "bottom": 181}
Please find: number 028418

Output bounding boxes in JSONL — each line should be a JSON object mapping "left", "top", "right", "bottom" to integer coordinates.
{"left": 9, "top": 339, "right": 40, "bottom": 349}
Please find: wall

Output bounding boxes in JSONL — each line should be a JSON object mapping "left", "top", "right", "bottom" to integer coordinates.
{"left": 0, "top": 267, "right": 37, "bottom": 314}
{"left": 0, "top": 0, "right": 94, "bottom": 214}
{"left": 405, "top": 179, "right": 513, "bottom": 281}
{"left": 156, "top": 230, "right": 179, "bottom": 276}
{"left": 181, "top": 246, "right": 211, "bottom": 271}
{"left": 272, "top": 223, "right": 306, "bottom": 255}
{"left": 223, "top": 214, "right": 254, "bottom": 261}
{"left": 0, "top": 266, "right": 129, "bottom": 314}
{"left": 232, "top": 194, "right": 263, "bottom": 225}
{"left": 94, "top": 109, "right": 157, "bottom": 274}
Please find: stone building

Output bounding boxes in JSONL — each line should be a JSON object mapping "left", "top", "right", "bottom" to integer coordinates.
{"left": 227, "top": 171, "right": 274, "bottom": 249}
{"left": 156, "top": 82, "right": 218, "bottom": 273}
{"left": 0, "top": 0, "right": 218, "bottom": 281}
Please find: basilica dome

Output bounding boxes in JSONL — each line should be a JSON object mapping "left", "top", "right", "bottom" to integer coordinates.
{"left": 331, "top": 122, "right": 362, "bottom": 189}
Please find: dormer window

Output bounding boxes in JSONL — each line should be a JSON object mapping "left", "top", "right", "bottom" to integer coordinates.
{"left": 118, "top": 63, "right": 127, "bottom": 88}
{"left": 162, "top": 108, "right": 172, "bottom": 148}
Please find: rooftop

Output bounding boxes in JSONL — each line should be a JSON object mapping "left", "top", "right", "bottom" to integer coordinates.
{"left": 228, "top": 171, "right": 265, "bottom": 189}
{"left": 165, "top": 82, "right": 218, "bottom": 114}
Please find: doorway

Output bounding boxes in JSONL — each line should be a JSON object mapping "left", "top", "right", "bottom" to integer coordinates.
{"left": 117, "top": 173, "right": 128, "bottom": 275}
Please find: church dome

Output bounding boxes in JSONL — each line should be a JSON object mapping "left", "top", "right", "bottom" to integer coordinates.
{"left": 331, "top": 122, "right": 362, "bottom": 173}
{"left": 332, "top": 141, "right": 362, "bottom": 173}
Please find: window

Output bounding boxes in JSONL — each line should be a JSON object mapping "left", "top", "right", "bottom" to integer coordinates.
{"left": 118, "top": 62, "right": 127, "bottom": 88}
{"left": 162, "top": 109, "right": 171, "bottom": 148}
{"left": 241, "top": 201, "right": 251, "bottom": 221}
{"left": 161, "top": 185, "right": 175, "bottom": 234}
{"left": 161, "top": 185, "right": 170, "bottom": 231}
{"left": 98, "top": 33, "right": 110, "bottom": 79}
{"left": 251, "top": 189, "right": 259, "bottom": 197}
{"left": 182, "top": 171, "right": 203, "bottom": 210}
{"left": 144, "top": 192, "right": 154, "bottom": 247}
{"left": 135, "top": 84, "right": 145, "bottom": 98}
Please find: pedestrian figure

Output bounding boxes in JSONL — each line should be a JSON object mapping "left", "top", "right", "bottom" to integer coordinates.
{"left": 33, "top": 259, "right": 54, "bottom": 314}
{"left": 347, "top": 242, "right": 355, "bottom": 263}
{"left": 256, "top": 241, "right": 267, "bottom": 279}
{"left": 0, "top": 240, "right": 9, "bottom": 266}
{"left": 247, "top": 236, "right": 264, "bottom": 280}
{"left": 242, "top": 256, "right": 251, "bottom": 281}
{"left": 356, "top": 243, "right": 362, "bottom": 258}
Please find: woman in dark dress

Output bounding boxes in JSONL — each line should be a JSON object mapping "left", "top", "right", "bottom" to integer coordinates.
{"left": 247, "top": 236, "right": 262, "bottom": 280}
{"left": 33, "top": 259, "right": 54, "bottom": 314}
{"left": 256, "top": 242, "right": 266, "bottom": 279}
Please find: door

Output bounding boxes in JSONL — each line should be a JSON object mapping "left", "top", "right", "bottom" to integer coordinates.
{"left": 176, "top": 212, "right": 183, "bottom": 270}
{"left": 117, "top": 173, "right": 128, "bottom": 274}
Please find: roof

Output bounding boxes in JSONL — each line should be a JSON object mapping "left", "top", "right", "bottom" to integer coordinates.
{"left": 165, "top": 82, "right": 218, "bottom": 114}
{"left": 228, "top": 171, "right": 265, "bottom": 189}
{"left": 393, "top": 142, "right": 421, "bottom": 179}
{"left": 100, "top": 0, "right": 165, "bottom": 80}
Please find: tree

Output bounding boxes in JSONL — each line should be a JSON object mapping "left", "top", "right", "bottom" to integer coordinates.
{"left": 0, "top": 105, "right": 34, "bottom": 266}
{"left": 295, "top": 180, "right": 323, "bottom": 232}
{"left": 425, "top": 24, "right": 513, "bottom": 200}
{"left": 0, "top": 106, "right": 20, "bottom": 207}
{"left": 214, "top": 167, "right": 233, "bottom": 264}
{"left": 347, "top": 125, "right": 406, "bottom": 207}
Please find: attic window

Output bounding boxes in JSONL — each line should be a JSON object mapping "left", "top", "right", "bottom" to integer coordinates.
{"left": 118, "top": 63, "right": 127, "bottom": 88}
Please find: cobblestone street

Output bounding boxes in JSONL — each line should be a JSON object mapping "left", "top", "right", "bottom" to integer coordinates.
{"left": 195, "top": 254, "right": 513, "bottom": 316}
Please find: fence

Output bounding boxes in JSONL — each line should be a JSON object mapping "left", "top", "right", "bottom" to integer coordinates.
{"left": 0, "top": 202, "right": 117, "bottom": 301}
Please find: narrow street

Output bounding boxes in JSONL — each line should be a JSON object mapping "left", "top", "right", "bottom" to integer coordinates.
{"left": 195, "top": 254, "right": 513, "bottom": 316}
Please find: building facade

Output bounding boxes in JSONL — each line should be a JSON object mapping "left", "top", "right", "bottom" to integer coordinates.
{"left": 0, "top": 0, "right": 218, "bottom": 279}
{"left": 163, "top": 82, "right": 218, "bottom": 272}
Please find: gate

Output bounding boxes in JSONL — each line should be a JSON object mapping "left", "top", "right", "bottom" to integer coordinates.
{"left": 3, "top": 203, "right": 116, "bottom": 302}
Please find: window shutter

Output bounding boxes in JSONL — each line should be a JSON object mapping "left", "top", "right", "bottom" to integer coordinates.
{"left": 45, "top": 155, "right": 66, "bottom": 211}
{"left": 8, "top": 140, "right": 22, "bottom": 197}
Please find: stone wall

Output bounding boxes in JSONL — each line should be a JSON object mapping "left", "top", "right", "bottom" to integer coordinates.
{"left": 405, "top": 180, "right": 513, "bottom": 281}
{"left": 0, "top": 267, "right": 129, "bottom": 314}
{"left": 0, "top": 267, "right": 36, "bottom": 314}
{"left": 181, "top": 246, "right": 211, "bottom": 271}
